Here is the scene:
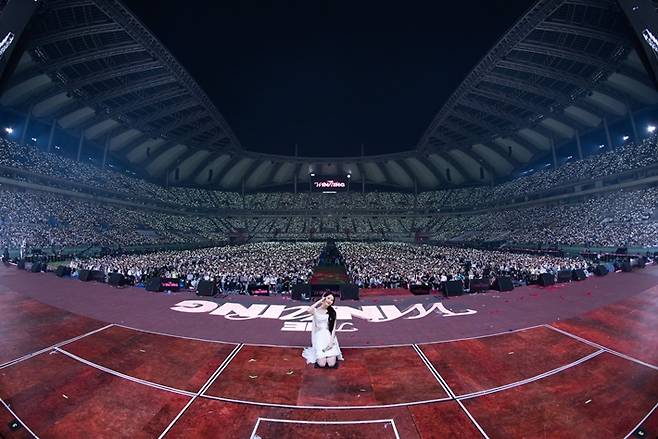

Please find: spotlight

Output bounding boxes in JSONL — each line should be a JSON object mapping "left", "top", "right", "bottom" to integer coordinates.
{"left": 622, "top": 135, "right": 629, "bottom": 141}
{"left": 31, "top": 137, "right": 37, "bottom": 142}
{"left": 648, "top": 125, "right": 656, "bottom": 133}
{"left": 310, "top": 173, "right": 315, "bottom": 177}
{"left": 4, "top": 127, "right": 13, "bottom": 134}
{"left": 347, "top": 174, "right": 351, "bottom": 179}
{"left": 599, "top": 144, "right": 605, "bottom": 149}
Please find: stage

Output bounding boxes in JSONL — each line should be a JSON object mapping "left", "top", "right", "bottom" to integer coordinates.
{"left": 0, "top": 265, "right": 657, "bottom": 438}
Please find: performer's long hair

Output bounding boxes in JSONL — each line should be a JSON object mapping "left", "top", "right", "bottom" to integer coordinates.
{"left": 323, "top": 292, "right": 337, "bottom": 333}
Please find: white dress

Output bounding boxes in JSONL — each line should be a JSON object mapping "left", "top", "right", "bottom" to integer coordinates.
{"left": 302, "top": 309, "right": 343, "bottom": 364}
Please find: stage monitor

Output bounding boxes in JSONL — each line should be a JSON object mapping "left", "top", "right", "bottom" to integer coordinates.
{"left": 249, "top": 284, "right": 270, "bottom": 296}
{"left": 311, "top": 176, "right": 348, "bottom": 193}
{"left": 145, "top": 277, "right": 180, "bottom": 292}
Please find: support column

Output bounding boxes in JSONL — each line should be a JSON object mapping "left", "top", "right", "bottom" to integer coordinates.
{"left": 294, "top": 144, "right": 298, "bottom": 194}
{"left": 101, "top": 136, "right": 110, "bottom": 168}
{"left": 575, "top": 130, "right": 583, "bottom": 160}
{"left": 361, "top": 143, "right": 365, "bottom": 193}
{"left": 47, "top": 119, "right": 56, "bottom": 152}
{"left": 20, "top": 106, "right": 32, "bottom": 146}
{"left": 550, "top": 137, "right": 557, "bottom": 169}
{"left": 628, "top": 106, "right": 638, "bottom": 143}
{"left": 76, "top": 132, "right": 84, "bottom": 162}
{"left": 241, "top": 178, "right": 245, "bottom": 198}
{"left": 603, "top": 117, "right": 612, "bottom": 149}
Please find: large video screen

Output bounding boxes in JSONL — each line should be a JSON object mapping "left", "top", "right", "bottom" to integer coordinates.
{"left": 311, "top": 176, "right": 348, "bottom": 192}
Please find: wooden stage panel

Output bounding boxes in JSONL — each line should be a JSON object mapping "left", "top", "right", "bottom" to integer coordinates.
{"left": 254, "top": 418, "right": 399, "bottom": 438}
{"left": 636, "top": 405, "right": 658, "bottom": 437}
{"left": 63, "top": 325, "right": 236, "bottom": 392}
{"left": 166, "top": 397, "right": 481, "bottom": 438}
{"left": 420, "top": 326, "right": 598, "bottom": 396}
{"left": 554, "top": 287, "right": 658, "bottom": 366}
{"left": 0, "top": 351, "right": 189, "bottom": 438}
{"left": 0, "top": 291, "right": 105, "bottom": 366}
{"left": 204, "top": 345, "right": 448, "bottom": 407}
{"left": 462, "top": 352, "right": 658, "bottom": 438}
{"left": 0, "top": 403, "right": 32, "bottom": 439}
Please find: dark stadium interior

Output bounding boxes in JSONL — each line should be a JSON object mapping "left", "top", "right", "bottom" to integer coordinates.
{"left": 1, "top": 0, "right": 658, "bottom": 438}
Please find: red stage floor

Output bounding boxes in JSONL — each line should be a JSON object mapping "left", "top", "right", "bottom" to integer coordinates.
{"left": 1, "top": 265, "right": 657, "bottom": 438}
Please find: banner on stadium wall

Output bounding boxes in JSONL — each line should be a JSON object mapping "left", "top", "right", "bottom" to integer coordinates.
{"left": 311, "top": 176, "right": 348, "bottom": 192}
{"left": 170, "top": 300, "right": 477, "bottom": 332}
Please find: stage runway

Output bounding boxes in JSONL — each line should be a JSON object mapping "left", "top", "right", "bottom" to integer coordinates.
{"left": 0, "top": 265, "right": 656, "bottom": 438}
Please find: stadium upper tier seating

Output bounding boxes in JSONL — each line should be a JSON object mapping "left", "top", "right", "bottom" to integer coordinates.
{"left": 1, "top": 134, "right": 658, "bottom": 212}
{"left": 1, "top": 135, "right": 658, "bottom": 249}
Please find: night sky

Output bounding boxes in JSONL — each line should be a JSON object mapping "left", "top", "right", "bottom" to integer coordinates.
{"left": 121, "top": 0, "right": 533, "bottom": 157}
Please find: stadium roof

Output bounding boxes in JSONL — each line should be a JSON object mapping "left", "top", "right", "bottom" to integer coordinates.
{"left": 1, "top": 0, "right": 658, "bottom": 191}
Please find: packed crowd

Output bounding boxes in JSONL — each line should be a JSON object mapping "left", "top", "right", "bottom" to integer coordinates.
{"left": 338, "top": 242, "right": 590, "bottom": 288}
{"left": 0, "top": 138, "right": 241, "bottom": 208}
{"left": 75, "top": 242, "right": 322, "bottom": 292}
{"left": 2, "top": 183, "right": 658, "bottom": 251}
{"left": 2, "top": 134, "right": 658, "bottom": 214}
{"left": 0, "top": 185, "right": 226, "bottom": 249}
{"left": 418, "top": 134, "right": 658, "bottom": 210}
{"left": 434, "top": 186, "right": 658, "bottom": 248}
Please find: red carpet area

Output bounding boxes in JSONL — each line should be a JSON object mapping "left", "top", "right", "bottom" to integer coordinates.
{"left": 1, "top": 264, "right": 657, "bottom": 438}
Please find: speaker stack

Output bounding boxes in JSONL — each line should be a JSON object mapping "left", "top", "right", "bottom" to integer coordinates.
{"left": 410, "top": 284, "right": 431, "bottom": 295}
{"left": 444, "top": 280, "right": 464, "bottom": 297}
{"left": 339, "top": 284, "right": 359, "bottom": 300}
{"left": 108, "top": 273, "right": 126, "bottom": 287}
{"left": 594, "top": 265, "right": 608, "bottom": 276}
{"left": 469, "top": 277, "right": 491, "bottom": 293}
{"left": 78, "top": 269, "right": 93, "bottom": 282}
{"left": 55, "top": 266, "right": 71, "bottom": 277}
{"left": 493, "top": 276, "right": 514, "bottom": 292}
{"left": 537, "top": 273, "right": 555, "bottom": 287}
{"left": 196, "top": 280, "right": 217, "bottom": 296}
{"left": 572, "top": 269, "right": 586, "bottom": 281}
{"left": 292, "top": 284, "right": 311, "bottom": 301}
{"left": 557, "top": 270, "right": 572, "bottom": 283}
{"left": 145, "top": 277, "right": 163, "bottom": 292}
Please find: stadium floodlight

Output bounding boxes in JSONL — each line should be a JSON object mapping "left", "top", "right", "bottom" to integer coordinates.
{"left": 0, "top": 32, "right": 15, "bottom": 59}
{"left": 4, "top": 127, "right": 13, "bottom": 134}
{"left": 648, "top": 125, "right": 656, "bottom": 133}
{"left": 622, "top": 135, "right": 630, "bottom": 141}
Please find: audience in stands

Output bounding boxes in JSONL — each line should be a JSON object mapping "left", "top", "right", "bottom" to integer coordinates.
{"left": 2, "top": 134, "right": 657, "bottom": 215}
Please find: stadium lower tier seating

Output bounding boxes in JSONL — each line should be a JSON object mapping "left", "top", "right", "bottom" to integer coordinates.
{"left": 1, "top": 183, "right": 658, "bottom": 250}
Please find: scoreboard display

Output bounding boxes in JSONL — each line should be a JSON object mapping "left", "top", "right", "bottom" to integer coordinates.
{"left": 311, "top": 176, "right": 348, "bottom": 192}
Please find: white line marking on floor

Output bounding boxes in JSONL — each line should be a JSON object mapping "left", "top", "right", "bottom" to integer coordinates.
{"left": 0, "top": 323, "right": 114, "bottom": 371}
{"left": 158, "top": 343, "right": 244, "bottom": 438}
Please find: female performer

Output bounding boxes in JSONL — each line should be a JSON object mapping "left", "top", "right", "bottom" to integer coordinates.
{"left": 302, "top": 292, "right": 343, "bottom": 368}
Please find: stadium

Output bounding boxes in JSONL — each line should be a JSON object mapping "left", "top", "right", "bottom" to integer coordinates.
{"left": 0, "top": 0, "right": 657, "bottom": 437}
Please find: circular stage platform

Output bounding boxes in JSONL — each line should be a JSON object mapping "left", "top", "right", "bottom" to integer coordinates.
{"left": 1, "top": 265, "right": 657, "bottom": 438}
